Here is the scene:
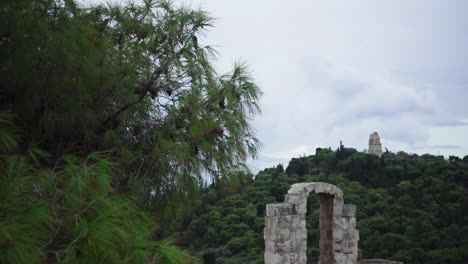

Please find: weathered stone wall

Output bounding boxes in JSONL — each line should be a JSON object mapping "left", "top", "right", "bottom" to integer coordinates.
{"left": 264, "top": 182, "right": 359, "bottom": 264}
{"left": 341, "top": 204, "right": 359, "bottom": 264}
{"left": 264, "top": 203, "right": 306, "bottom": 263}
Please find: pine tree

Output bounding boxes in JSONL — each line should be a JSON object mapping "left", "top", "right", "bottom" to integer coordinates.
{"left": 0, "top": 0, "right": 262, "bottom": 262}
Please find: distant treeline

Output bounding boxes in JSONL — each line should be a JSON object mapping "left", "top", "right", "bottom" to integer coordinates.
{"left": 176, "top": 147, "right": 468, "bottom": 264}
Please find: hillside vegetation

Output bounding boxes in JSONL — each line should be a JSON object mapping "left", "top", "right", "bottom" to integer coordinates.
{"left": 1, "top": 0, "right": 467, "bottom": 263}
{"left": 178, "top": 147, "right": 468, "bottom": 264}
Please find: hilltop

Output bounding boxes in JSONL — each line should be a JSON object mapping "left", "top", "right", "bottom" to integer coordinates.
{"left": 175, "top": 147, "right": 468, "bottom": 264}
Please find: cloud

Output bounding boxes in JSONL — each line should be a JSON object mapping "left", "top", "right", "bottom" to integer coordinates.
{"left": 263, "top": 145, "right": 318, "bottom": 160}
{"left": 86, "top": 0, "right": 468, "bottom": 170}
{"left": 294, "top": 59, "right": 438, "bottom": 145}
{"left": 414, "top": 145, "right": 461, "bottom": 150}
{"left": 430, "top": 120, "right": 468, "bottom": 127}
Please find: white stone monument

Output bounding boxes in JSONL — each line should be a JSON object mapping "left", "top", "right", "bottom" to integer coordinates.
{"left": 368, "top": 132, "right": 382, "bottom": 156}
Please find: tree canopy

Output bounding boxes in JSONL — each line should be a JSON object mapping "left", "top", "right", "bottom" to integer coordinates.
{"left": 2, "top": 1, "right": 467, "bottom": 263}
{"left": 0, "top": 0, "right": 261, "bottom": 262}
{"left": 178, "top": 148, "right": 468, "bottom": 263}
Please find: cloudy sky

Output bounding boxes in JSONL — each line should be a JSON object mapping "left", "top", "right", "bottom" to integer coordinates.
{"left": 89, "top": 0, "right": 468, "bottom": 170}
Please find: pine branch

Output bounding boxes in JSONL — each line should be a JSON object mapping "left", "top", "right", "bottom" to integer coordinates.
{"left": 100, "top": 26, "right": 199, "bottom": 128}
{"left": 101, "top": 66, "right": 165, "bottom": 127}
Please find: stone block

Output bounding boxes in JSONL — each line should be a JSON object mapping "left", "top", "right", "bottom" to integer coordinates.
{"left": 353, "top": 230, "right": 359, "bottom": 241}
{"left": 304, "top": 183, "right": 317, "bottom": 193}
{"left": 264, "top": 228, "right": 274, "bottom": 240}
{"left": 274, "top": 239, "right": 302, "bottom": 253}
{"left": 264, "top": 215, "right": 287, "bottom": 230}
{"left": 264, "top": 228, "right": 289, "bottom": 241}
{"left": 334, "top": 196, "right": 344, "bottom": 212}
{"left": 334, "top": 228, "right": 344, "bottom": 242}
{"left": 334, "top": 215, "right": 344, "bottom": 225}
{"left": 284, "top": 193, "right": 307, "bottom": 214}
{"left": 265, "top": 215, "right": 306, "bottom": 230}
{"left": 342, "top": 204, "right": 356, "bottom": 218}
{"left": 335, "top": 252, "right": 347, "bottom": 264}
{"left": 335, "top": 189, "right": 344, "bottom": 198}
{"left": 315, "top": 183, "right": 326, "bottom": 193}
{"left": 266, "top": 203, "right": 296, "bottom": 217}
{"left": 334, "top": 219, "right": 345, "bottom": 231}
{"left": 342, "top": 229, "right": 360, "bottom": 242}
{"left": 346, "top": 253, "right": 358, "bottom": 264}
{"left": 265, "top": 252, "right": 302, "bottom": 264}
{"left": 286, "top": 253, "right": 299, "bottom": 263}
{"left": 272, "top": 242, "right": 288, "bottom": 254}
{"left": 284, "top": 193, "right": 307, "bottom": 205}
{"left": 342, "top": 217, "right": 356, "bottom": 230}
{"left": 290, "top": 182, "right": 310, "bottom": 190}
{"left": 343, "top": 240, "right": 358, "bottom": 254}
{"left": 296, "top": 229, "right": 307, "bottom": 241}
{"left": 334, "top": 203, "right": 344, "bottom": 216}
{"left": 288, "top": 183, "right": 308, "bottom": 194}
{"left": 264, "top": 252, "right": 275, "bottom": 264}
{"left": 297, "top": 252, "right": 307, "bottom": 264}
{"left": 299, "top": 240, "right": 307, "bottom": 252}
{"left": 335, "top": 241, "right": 343, "bottom": 252}
{"left": 279, "top": 228, "right": 291, "bottom": 240}
{"left": 264, "top": 228, "right": 307, "bottom": 242}
{"left": 265, "top": 239, "right": 275, "bottom": 253}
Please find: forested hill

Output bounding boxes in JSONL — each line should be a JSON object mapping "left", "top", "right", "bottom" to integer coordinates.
{"left": 178, "top": 147, "right": 468, "bottom": 264}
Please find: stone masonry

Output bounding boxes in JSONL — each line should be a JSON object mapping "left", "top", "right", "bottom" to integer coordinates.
{"left": 264, "top": 182, "right": 359, "bottom": 264}
{"left": 368, "top": 132, "right": 383, "bottom": 156}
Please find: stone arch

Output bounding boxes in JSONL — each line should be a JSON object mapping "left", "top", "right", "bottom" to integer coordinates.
{"left": 264, "top": 182, "right": 359, "bottom": 264}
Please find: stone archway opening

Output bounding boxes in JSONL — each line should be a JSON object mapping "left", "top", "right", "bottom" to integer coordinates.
{"left": 264, "top": 182, "right": 359, "bottom": 264}
{"left": 318, "top": 193, "right": 334, "bottom": 264}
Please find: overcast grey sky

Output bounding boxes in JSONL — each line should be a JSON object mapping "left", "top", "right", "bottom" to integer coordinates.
{"left": 87, "top": 0, "right": 468, "bottom": 170}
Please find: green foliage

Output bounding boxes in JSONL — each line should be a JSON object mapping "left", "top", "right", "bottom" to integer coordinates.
{"left": 1, "top": 0, "right": 261, "bottom": 217}
{"left": 154, "top": 241, "right": 193, "bottom": 264}
{"left": 179, "top": 147, "right": 468, "bottom": 264}
{"left": 0, "top": 0, "right": 261, "bottom": 262}
{"left": 0, "top": 113, "right": 191, "bottom": 263}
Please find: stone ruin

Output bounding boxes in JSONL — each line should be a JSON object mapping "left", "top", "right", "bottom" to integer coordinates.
{"left": 264, "top": 182, "right": 359, "bottom": 264}
{"left": 368, "top": 132, "right": 383, "bottom": 156}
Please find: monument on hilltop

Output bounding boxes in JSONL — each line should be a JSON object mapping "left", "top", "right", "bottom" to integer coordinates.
{"left": 368, "top": 132, "right": 382, "bottom": 156}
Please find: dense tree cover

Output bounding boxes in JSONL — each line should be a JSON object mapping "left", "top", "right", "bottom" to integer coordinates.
{"left": 179, "top": 147, "right": 468, "bottom": 264}
{"left": 0, "top": 0, "right": 261, "bottom": 263}
{"left": 2, "top": 1, "right": 467, "bottom": 264}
